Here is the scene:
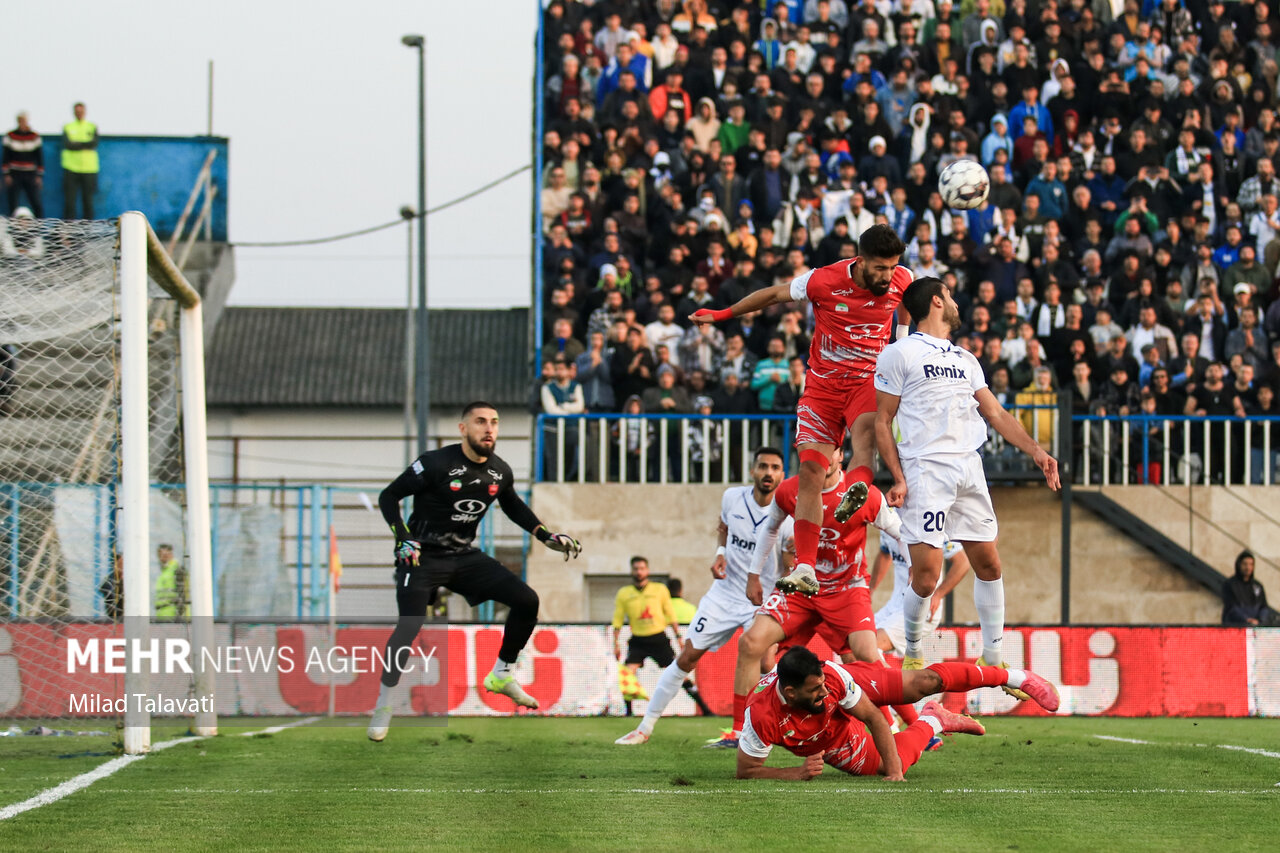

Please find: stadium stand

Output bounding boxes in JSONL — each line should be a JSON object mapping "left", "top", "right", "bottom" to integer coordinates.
{"left": 535, "top": 0, "right": 1280, "bottom": 486}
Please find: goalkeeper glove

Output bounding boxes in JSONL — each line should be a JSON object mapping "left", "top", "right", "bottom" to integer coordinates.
{"left": 395, "top": 539, "right": 421, "bottom": 567}
{"left": 536, "top": 526, "right": 582, "bottom": 561}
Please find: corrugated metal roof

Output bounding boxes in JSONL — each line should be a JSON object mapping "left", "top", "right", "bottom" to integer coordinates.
{"left": 206, "top": 307, "right": 529, "bottom": 407}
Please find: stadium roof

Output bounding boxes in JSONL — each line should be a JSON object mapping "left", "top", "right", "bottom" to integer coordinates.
{"left": 206, "top": 307, "right": 530, "bottom": 408}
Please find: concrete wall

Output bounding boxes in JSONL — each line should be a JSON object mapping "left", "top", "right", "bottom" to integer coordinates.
{"left": 37, "top": 135, "right": 229, "bottom": 239}
{"left": 526, "top": 483, "right": 1234, "bottom": 624}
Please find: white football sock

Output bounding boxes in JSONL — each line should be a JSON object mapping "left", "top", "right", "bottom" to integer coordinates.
{"left": 921, "top": 715, "right": 944, "bottom": 735}
{"left": 1004, "top": 668, "right": 1026, "bottom": 688}
{"left": 491, "top": 658, "right": 514, "bottom": 679}
{"left": 640, "top": 663, "right": 690, "bottom": 735}
{"left": 902, "top": 588, "right": 932, "bottom": 657}
{"left": 974, "top": 578, "right": 1006, "bottom": 666}
{"left": 376, "top": 682, "right": 394, "bottom": 710}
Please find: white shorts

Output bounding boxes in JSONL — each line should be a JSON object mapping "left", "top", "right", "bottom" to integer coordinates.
{"left": 874, "top": 597, "right": 944, "bottom": 657}
{"left": 686, "top": 591, "right": 756, "bottom": 652}
{"left": 900, "top": 453, "right": 998, "bottom": 547}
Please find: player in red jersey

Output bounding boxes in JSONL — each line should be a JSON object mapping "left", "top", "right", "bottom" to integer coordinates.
{"left": 691, "top": 225, "right": 910, "bottom": 601}
{"left": 736, "top": 646, "right": 1060, "bottom": 780}
{"left": 710, "top": 445, "right": 908, "bottom": 746}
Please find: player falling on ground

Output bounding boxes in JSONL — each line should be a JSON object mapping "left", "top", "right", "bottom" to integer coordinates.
{"left": 690, "top": 224, "right": 911, "bottom": 600}
{"left": 710, "top": 444, "right": 915, "bottom": 748}
{"left": 614, "top": 447, "right": 792, "bottom": 745}
{"left": 870, "top": 536, "right": 971, "bottom": 663}
{"left": 874, "top": 278, "right": 1059, "bottom": 687}
{"left": 736, "top": 646, "right": 1060, "bottom": 780}
{"left": 367, "top": 402, "right": 582, "bottom": 741}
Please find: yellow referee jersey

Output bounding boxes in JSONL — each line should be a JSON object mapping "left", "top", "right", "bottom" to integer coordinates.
{"left": 612, "top": 581, "right": 676, "bottom": 638}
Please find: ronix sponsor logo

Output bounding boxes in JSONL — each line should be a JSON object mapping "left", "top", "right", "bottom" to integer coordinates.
{"left": 923, "top": 363, "right": 966, "bottom": 379}
{"left": 729, "top": 532, "right": 756, "bottom": 551}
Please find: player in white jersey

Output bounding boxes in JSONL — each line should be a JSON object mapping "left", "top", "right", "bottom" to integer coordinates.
{"left": 615, "top": 447, "right": 793, "bottom": 745}
{"left": 873, "top": 278, "right": 1059, "bottom": 700}
{"left": 871, "top": 536, "right": 969, "bottom": 658}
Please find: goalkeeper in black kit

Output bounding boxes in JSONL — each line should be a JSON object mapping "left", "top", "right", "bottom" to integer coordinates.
{"left": 368, "top": 401, "right": 581, "bottom": 741}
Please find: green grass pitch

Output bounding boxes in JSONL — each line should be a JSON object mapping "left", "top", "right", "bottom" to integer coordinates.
{"left": 2, "top": 716, "right": 1279, "bottom": 852}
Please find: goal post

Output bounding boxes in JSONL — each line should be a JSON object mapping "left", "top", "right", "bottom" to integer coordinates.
{"left": 120, "top": 211, "right": 217, "bottom": 751}
{"left": 0, "top": 211, "right": 214, "bottom": 753}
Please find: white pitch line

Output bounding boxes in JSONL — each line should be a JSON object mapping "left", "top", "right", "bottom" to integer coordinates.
{"left": 0, "top": 718, "right": 318, "bottom": 822}
{"left": 1218, "top": 744, "right": 1280, "bottom": 760}
{"left": 1093, "top": 735, "right": 1152, "bottom": 744}
{"left": 80, "top": 786, "right": 1280, "bottom": 797}
{"left": 237, "top": 717, "right": 320, "bottom": 736}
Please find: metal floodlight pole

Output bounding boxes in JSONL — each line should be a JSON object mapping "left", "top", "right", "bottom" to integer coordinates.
{"left": 400, "top": 205, "right": 416, "bottom": 465}
{"left": 403, "top": 33, "right": 429, "bottom": 451}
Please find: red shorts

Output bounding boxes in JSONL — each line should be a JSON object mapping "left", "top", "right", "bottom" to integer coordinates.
{"left": 761, "top": 586, "right": 876, "bottom": 654}
{"left": 794, "top": 372, "right": 875, "bottom": 448}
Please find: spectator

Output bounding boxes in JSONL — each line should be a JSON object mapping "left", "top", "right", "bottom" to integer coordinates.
{"left": 61, "top": 102, "right": 98, "bottom": 219}
{"left": 645, "top": 303, "right": 684, "bottom": 354}
{"left": 750, "top": 335, "right": 789, "bottom": 412}
{"left": 642, "top": 364, "right": 693, "bottom": 413}
{"left": 154, "top": 544, "right": 188, "bottom": 622}
{"left": 1226, "top": 305, "right": 1269, "bottom": 371}
{"left": 542, "top": 318, "right": 585, "bottom": 364}
{"left": 1015, "top": 366, "right": 1058, "bottom": 449}
{"left": 612, "top": 326, "right": 656, "bottom": 403}
{"left": 3, "top": 112, "right": 43, "bottom": 218}
{"left": 1222, "top": 551, "right": 1278, "bottom": 627}
{"left": 771, "top": 355, "right": 806, "bottom": 414}
{"left": 575, "top": 331, "right": 615, "bottom": 412}
{"left": 1126, "top": 305, "right": 1179, "bottom": 365}
{"left": 541, "top": 354, "right": 585, "bottom": 479}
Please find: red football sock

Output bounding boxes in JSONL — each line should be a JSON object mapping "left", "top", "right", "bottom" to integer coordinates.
{"left": 928, "top": 661, "right": 1009, "bottom": 692}
{"left": 794, "top": 519, "right": 820, "bottom": 567}
{"left": 892, "top": 720, "right": 935, "bottom": 772}
{"left": 893, "top": 703, "right": 919, "bottom": 725}
{"left": 733, "top": 693, "right": 747, "bottom": 733}
{"left": 851, "top": 465, "right": 873, "bottom": 486}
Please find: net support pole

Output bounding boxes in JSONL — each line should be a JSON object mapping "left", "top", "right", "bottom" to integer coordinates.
{"left": 180, "top": 299, "right": 217, "bottom": 735}
{"left": 120, "top": 211, "right": 151, "bottom": 755}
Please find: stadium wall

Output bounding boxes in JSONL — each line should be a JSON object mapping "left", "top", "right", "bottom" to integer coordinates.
{"left": 5, "top": 623, "right": 1276, "bottom": 718}
{"left": 38, "top": 135, "right": 229, "bottom": 239}
{"left": 526, "top": 484, "right": 1240, "bottom": 624}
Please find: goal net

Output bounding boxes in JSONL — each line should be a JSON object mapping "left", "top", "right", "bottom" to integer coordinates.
{"left": 0, "top": 212, "right": 215, "bottom": 752}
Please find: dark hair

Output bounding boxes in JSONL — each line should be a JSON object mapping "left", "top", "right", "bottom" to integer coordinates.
{"left": 667, "top": 577, "right": 683, "bottom": 597}
{"left": 461, "top": 401, "right": 498, "bottom": 418}
{"left": 777, "top": 646, "right": 824, "bottom": 691}
{"left": 630, "top": 555, "right": 647, "bottom": 568}
{"left": 753, "top": 445, "right": 785, "bottom": 464}
{"left": 902, "top": 276, "right": 947, "bottom": 322}
{"left": 1235, "top": 550, "right": 1255, "bottom": 576}
{"left": 858, "top": 223, "right": 906, "bottom": 259}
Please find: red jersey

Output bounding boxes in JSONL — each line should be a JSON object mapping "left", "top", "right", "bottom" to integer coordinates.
{"left": 788, "top": 259, "right": 912, "bottom": 381}
{"left": 771, "top": 472, "right": 884, "bottom": 593}
{"left": 739, "top": 661, "right": 865, "bottom": 758}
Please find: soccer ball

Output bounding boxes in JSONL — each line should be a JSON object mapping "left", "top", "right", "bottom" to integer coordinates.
{"left": 938, "top": 160, "right": 990, "bottom": 210}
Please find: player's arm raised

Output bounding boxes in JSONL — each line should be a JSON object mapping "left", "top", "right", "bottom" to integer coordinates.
{"left": 875, "top": 390, "right": 907, "bottom": 507}
{"left": 849, "top": 689, "right": 905, "bottom": 781}
{"left": 974, "top": 387, "right": 1061, "bottom": 490}
{"left": 689, "top": 282, "right": 795, "bottom": 325}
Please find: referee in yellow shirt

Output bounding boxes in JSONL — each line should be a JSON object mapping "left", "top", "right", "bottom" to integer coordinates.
{"left": 613, "top": 556, "right": 680, "bottom": 666}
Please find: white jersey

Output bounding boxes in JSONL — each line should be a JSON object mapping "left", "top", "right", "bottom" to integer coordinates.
{"left": 874, "top": 331, "right": 988, "bottom": 459}
{"left": 715, "top": 486, "right": 789, "bottom": 601}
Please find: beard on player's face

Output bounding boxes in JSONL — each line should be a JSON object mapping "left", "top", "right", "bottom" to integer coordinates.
{"left": 465, "top": 432, "right": 496, "bottom": 456}
{"left": 944, "top": 301, "right": 962, "bottom": 331}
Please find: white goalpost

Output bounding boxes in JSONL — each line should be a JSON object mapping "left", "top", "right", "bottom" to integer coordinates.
{"left": 119, "top": 212, "right": 217, "bottom": 751}
{"left": 0, "top": 211, "right": 215, "bottom": 753}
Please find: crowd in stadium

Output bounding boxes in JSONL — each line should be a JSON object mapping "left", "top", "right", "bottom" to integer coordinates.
{"left": 536, "top": 0, "right": 1280, "bottom": 484}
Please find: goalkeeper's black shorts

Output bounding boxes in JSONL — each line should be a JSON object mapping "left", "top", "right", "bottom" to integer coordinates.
{"left": 394, "top": 550, "right": 526, "bottom": 616}
{"left": 625, "top": 632, "right": 675, "bottom": 667}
